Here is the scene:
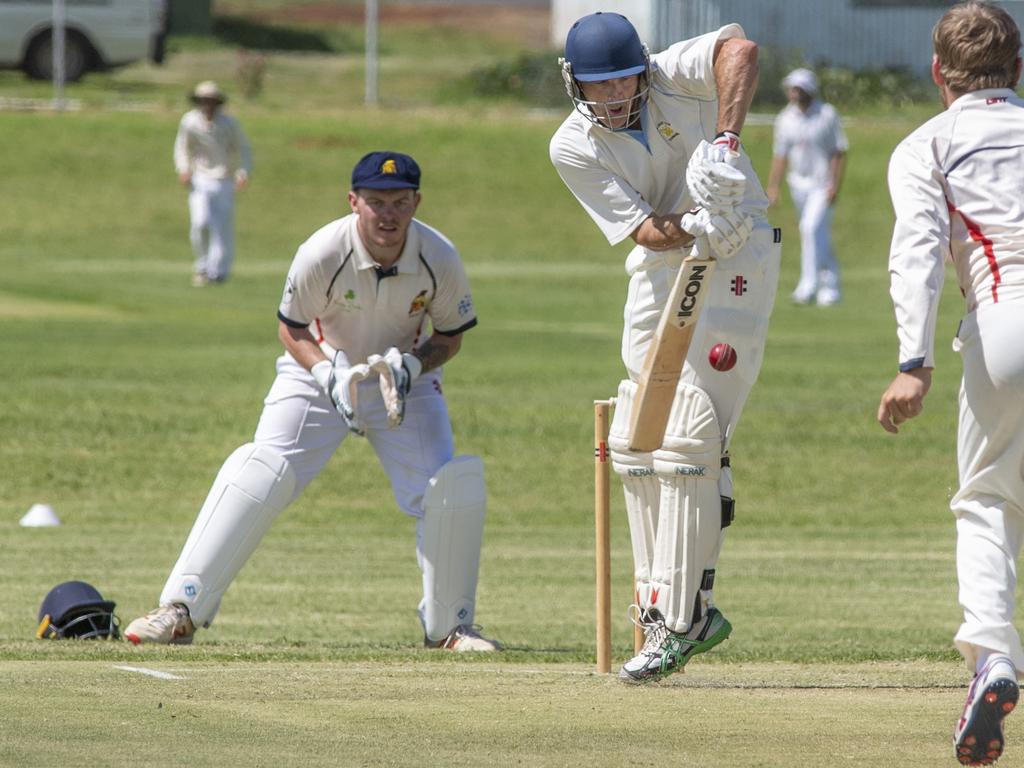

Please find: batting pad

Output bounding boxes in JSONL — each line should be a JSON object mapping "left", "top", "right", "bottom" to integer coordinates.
{"left": 161, "top": 443, "right": 296, "bottom": 627}
{"left": 418, "top": 455, "right": 487, "bottom": 641}
{"left": 649, "top": 383, "right": 724, "bottom": 634}
{"left": 608, "top": 379, "right": 660, "bottom": 592}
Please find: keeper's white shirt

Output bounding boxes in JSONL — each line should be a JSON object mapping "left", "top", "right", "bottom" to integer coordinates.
{"left": 887, "top": 88, "right": 1024, "bottom": 371}
{"left": 174, "top": 109, "right": 252, "bottom": 181}
{"left": 772, "top": 100, "right": 848, "bottom": 190}
{"left": 277, "top": 214, "right": 478, "bottom": 364}
{"left": 549, "top": 24, "right": 769, "bottom": 272}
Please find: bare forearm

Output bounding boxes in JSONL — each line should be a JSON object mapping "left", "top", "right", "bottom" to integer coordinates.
{"left": 278, "top": 322, "right": 328, "bottom": 371}
{"left": 413, "top": 333, "right": 462, "bottom": 373}
{"left": 830, "top": 152, "right": 846, "bottom": 193}
{"left": 630, "top": 214, "right": 697, "bottom": 251}
{"left": 713, "top": 38, "right": 759, "bottom": 135}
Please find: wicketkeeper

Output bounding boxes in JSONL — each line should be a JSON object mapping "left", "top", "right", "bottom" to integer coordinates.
{"left": 126, "top": 151, "right": 501, "bottom": 652}
{"left": 550, "top": 13, "right": 780, "bottom": 683}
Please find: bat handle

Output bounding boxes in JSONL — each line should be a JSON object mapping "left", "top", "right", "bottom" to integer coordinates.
{"left": 691, "top": 234, "right": 710, "bottom": 260}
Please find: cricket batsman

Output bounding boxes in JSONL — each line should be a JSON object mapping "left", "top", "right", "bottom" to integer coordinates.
{"left": 549, "top": 12, "right": 780, "bottom": 683}
{"left": 877, "top": 3, "right": 1024, "bottom": 764}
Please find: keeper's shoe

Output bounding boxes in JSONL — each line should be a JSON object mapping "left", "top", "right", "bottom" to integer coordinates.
{"left": 426, "top": 624, "right": 503, "bottom": 652}
{"left": 124, "top": 604, "right": 196, "bottom": 646}
{"left": 618, "top": 608, "right": 732, "bottom": 684}
{"left": 955, "top": 656, "right": 1019, "bottom": 766}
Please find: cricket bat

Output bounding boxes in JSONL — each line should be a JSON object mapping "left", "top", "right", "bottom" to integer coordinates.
{"left": 627, "top": 237, "right": 714, "bottom": 452}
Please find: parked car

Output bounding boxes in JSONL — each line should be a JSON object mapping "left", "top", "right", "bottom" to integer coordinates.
{"left": 0, "top": 0, "right": 167, "bottom": 82}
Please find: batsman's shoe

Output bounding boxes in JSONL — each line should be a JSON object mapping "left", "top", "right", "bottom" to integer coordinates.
{"left": 618, "top": 608, "right": 732, "bottom": 684}
{"left": 955, "top": 656, "right": 1019, "bottom": 766}
{"left": 426, "top": 624, "right": 503, "bottom": 652}
{"left": 124, "top": 603, "right": 195, "bottom": 646}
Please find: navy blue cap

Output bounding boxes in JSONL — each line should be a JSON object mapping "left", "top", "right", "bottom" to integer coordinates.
{"left": 565, "top": 13, "right": 646, "bottom": 82}
{"left": 351, "top": 151, "right": 421, "bottom": 190}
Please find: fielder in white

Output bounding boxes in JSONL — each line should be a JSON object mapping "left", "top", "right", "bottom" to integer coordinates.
{"left": 126, "top": 151, "right": 501, "bottom": 652}
{"left": 550, "top": 12, "right": 780, "bottom": 683}
{"left": 877, "top": 3, "right": 1024, "bottom": 764}
{"left": 766, "top": 68, "right": 848, "bottom": 306}
{"left": 174, "top": 81, "right": 252, "bottom": 287}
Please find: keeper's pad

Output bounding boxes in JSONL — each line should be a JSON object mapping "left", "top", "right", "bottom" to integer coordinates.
{"left": 608, "top": 379, "right": 660, "bottom": 591}
{"left": 161, "top": 443, "right": 296, "bottom": 627}
{"left": 648, "top": 383, "right": 727, "bottom": 634}
{"left": 418, "top": 455, "right": 487, "bottom": 642}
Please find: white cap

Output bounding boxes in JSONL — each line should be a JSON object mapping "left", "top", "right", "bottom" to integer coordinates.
{"left": 782, "top": 68, "right": 818, "bottom": 96}
{"left": 20, "top": 503, "right": 61, "bottom": 527}
{"left": 192, "top": 80, "right": 226, "bottom": 102}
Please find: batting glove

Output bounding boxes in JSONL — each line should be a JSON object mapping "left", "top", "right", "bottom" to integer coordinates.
{"left": 681, "top": 206, "right": 754, "bottom": 260}
{"left": 686, "top": 135, "right": 747, "bottom": 212}
{"left": 311, "top": 352, "right": 372, "bottom": 435}
{"left": 368, "top": 347, "right": 422, "bottom": 429}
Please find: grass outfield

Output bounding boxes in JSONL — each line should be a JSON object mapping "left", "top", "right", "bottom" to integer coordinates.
{"left": 0, "top": 38, "right": 1013, "bottom": 768}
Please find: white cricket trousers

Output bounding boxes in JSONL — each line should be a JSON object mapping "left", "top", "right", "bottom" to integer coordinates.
{"left": 160, "top": 355, "right": 457, "bottom": 627}
{"left": 254, "top": 354, "right": 454, "bottom": 514}
{"left": 622, "top": 221, "right": 781, "bottom": 446}
{"left": 188, "top": 175, "right": 236, "bottom": 281}
{"left": 951, "top": 299, "right": 1024, "bottom": 672}
{"left": 789, "top": 183, "right": 840, "bottom": 305}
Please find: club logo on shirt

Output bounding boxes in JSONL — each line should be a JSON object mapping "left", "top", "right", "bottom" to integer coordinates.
{"left": 408, "top": 289, "right": 428, "bottom": 316}
{"left": 731, "top": 276, "right": 748, "bottom": 296}
{"left": 986, "top": 97, "right": 1008, "bottom": 105}
{"left": 338, "top": 288, "right": 362, "bottom": 312}
{"left": 458, "top": 294, "right": 474, "bottom": 317}
{"left": 281, "top": 276, "right": 296, "bottom": 305}
{"left": 657, "top": 121, "right": 679, "bottom": 141}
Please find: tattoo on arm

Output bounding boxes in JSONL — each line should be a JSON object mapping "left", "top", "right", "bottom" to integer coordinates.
{"left": 412, "top": 338, "right": 454, "bottom": 373}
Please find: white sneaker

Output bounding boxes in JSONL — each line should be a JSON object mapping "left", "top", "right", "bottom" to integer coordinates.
{"left": 618, "top": 607, "right": 732, "bottom": 684}
{"left": 816, "top": 290, "right": 841, "bottom": 307}
{"left": 427, "top": 624, "right": 503, "bottom": 652}
{"left": 124, "top": 604, "right": 195, "bottom": 645}
{"left": 955, "top": 656, "right": 1019, "bottom": 765}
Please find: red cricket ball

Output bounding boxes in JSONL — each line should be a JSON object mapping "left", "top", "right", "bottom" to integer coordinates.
{"left": 709, "top": 342, "right": 738, "bottom": 372}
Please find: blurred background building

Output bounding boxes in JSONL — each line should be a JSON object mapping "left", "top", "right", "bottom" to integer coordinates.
{"left": 551, "top": 0, "right": 1024, "bottom": 75}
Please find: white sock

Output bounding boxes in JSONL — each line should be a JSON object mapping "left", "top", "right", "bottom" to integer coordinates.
{"left": 978, "top": 651, "right": 1017, "bottom": 679}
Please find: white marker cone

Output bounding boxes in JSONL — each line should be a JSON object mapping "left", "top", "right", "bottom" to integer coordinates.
{"left": 19, "top": 503, "right": 61, "bottom": 527}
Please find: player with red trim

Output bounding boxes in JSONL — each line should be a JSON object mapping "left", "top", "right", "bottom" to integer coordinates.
{"left": 877, "top": 3, "right": 1024, "bottom": 764}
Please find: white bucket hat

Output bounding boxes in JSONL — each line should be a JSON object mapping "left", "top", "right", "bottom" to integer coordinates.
{"left": 191, "top": 80, "right": 226, "bottom": 103}
{"left": 782, "top": 68, "right": 818, "bottom": 96}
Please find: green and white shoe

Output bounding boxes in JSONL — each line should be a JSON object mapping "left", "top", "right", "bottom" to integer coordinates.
{"left": 618, "top": 608, "right": 732, "bottom": 684}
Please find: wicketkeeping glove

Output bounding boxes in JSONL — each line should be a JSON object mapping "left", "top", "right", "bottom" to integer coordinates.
{"left": 681, "top": 206, "right": 754, "bottom": 260}
{"left": 311, "top": 352, "right": 372, "bottom": 435}
{"left": 686, "top": 133, "right": 747, "bottom": 212}
{"left": 367, "top": 347, "right": 422, "bottom": 428}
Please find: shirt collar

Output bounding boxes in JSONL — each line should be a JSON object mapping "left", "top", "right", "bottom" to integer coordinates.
{"left": 952, "top": 87, "right": 1016, "bottom": 107}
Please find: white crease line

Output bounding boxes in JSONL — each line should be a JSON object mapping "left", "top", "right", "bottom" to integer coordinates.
{"left": 112, "top": 665, "right": 185, "bottom": 680}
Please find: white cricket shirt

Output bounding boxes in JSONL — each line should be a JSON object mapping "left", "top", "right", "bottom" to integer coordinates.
{"left": 173, "top": 109, "right": 252, "bottom": 181}
{"left": 277, "top": 214, "right": 477, "bottom": 364}
{"left": 549, "top": 24, "right": 769, "bottom": 270}
{"left": 887, "top": 88, "right": 1024, "bottom": 371}
{"left": 772, "top": 100, "right": 848, "bottom": 189}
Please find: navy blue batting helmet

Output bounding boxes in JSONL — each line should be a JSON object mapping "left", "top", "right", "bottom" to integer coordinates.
{"left": 564, "top": 12, "right": 647, "bottom": 82}
{"left": 36, "top": 580, "right": 120, "bottom": 640}
{"left": 559, "top": 13, "right": 652, "bottom": 130}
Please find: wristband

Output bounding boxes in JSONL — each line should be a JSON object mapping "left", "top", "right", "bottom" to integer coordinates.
{"left": 310, "top": 359, "right": 332, "bottom": 391}
{"left": 713, "top": 131, "right": 741, "bottom": 153}
{"left": 402, "top": 353, "right": 423, "bottom": 381}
